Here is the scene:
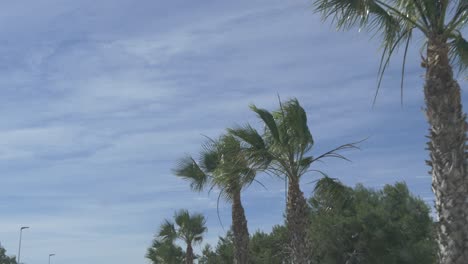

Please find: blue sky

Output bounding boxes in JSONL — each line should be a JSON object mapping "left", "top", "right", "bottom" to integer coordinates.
{"left": 0, "top": 0, "right": 465, "bottom": 264}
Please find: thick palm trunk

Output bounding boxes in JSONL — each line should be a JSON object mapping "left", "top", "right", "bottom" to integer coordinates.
{"left": 232, "top": 189, "right": 250, "bottom": 264}
{"left": 424, "top": 36, "right": 468, "bottom": 264}
{"left": 186, "top": 243, "right": 194, "bottom": 264}
{"left": 286, "top": 177, "right": 311, "bottom": 264}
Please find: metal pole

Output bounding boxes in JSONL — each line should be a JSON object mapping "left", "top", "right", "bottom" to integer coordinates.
{"left": 17, "top": 227, "right": 29, "bottom": 264}
{"left": 49, "top": 253, "right": 55, "bottom": 264}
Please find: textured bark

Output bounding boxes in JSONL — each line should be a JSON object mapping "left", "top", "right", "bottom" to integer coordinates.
{"left": 424, "top": 35, "right": 468, "bottom": 264}
{"left": 286, "top": 178, "right": 311, "bottom": 264}
{"left": 186, "top": 243, "right": 194, "bottom": 264}
{"left": 232, "top": 189, "right": 250, "bottom": 264}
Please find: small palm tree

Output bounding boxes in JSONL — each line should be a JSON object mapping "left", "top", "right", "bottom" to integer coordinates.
{"left": 229, "top": 98, "right": 357, "bottom": 263}
{"left": 313, "top": 0, "right": 467, "bottom": 262}
{"left": 159, "top": 210, "right": 207, "bottom": 264}
{"left": 174, "top": 134, "right": 257, "bottom": 264}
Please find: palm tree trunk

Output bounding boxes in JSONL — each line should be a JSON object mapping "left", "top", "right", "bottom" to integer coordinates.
{"left": 186, "top": 243, "right": 194, "bottom": 264}
{"left": 232, "top": 189, "right": 250, "bottom": 264}
{"left": 286, "top": 177, "right": 311, "bottom": 264}
{"left": 424, "top": 35, "right": 468, "bottom": 264}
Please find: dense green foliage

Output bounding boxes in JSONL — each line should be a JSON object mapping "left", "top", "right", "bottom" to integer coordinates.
{"left": 146, "top": 239, "right": 184, "bottom": 264}
{"left": 309, "top": 182, "right": 436, "bottom": 264}
{"left": 194, "top": 182, "right": 436, "bottom": 264}
{"left": 0, "top": 244, "right": 17, "bottom": 264}
{"left": 198, "top": 232, "right": 235, "bottom": 264}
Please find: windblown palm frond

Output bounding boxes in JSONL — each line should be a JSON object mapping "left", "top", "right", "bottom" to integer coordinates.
{"left": 159, "top": 220, "right": 177, "bottom": 242}
{"left": 174, "top": 156, "right": 208, "bottom": 192}
{"left": 449, "top": 32, "right": 468, "bottom": 72}
{"left": 314, "top": 0, "right": 467, "bottom": 102}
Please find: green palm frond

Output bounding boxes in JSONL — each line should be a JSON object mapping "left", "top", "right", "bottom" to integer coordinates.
{"left": 228, "top": 125, "right": 272, "bottom": 169}
{"left": 174, "top": 209, "right": 191, "bottom": 229}
{"left": 447, "top": 0, "right": 467, "bottom": 32}
{"left": 449, "top": 33, "right": 468, "bottom": 73}
{"left": 276, "top": 98, "right": 313, "bottom": 151}
{"left": 312, "top": 141, "right": 361, "bottom": 163}
{"left": 228, "top": 124, "right": 267, "bottom": 151}
{"left": 159, "top": 220, "right": 177, "bottom": 242}
{"left": 250, "top": 104, "right": 280, "bottom": 142}
{"left": 200, "top": 144, "right": 220, "bottom": 173}
{"left": 174, "top": 156, "right": 209, "bottom": 192}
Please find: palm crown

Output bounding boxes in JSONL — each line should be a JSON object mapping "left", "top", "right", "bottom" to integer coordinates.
{"left": 174, "top": 134, "right": 257, "bottom": 201}
{"left": 315, "top": 0, "right": 467, "bottom": 97}
{"left": 229, "top": 98, "right": 357, "bottom": 182}
{"left": 159, "top": 209, "right": 207, "bottom": 246}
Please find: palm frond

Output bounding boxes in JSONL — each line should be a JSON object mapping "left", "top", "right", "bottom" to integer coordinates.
{"left": 228, "top": 124, "right": 266, "bottom": 151}
{"left": 414, "top": 0, "right": 439, "bottom": 29}
{"left": 174, "top": 209, "right": 191, "bottom": 229}
{"left": 446, "top": 0, "right": 467, "bottom": 33}
{"left": 374, "top": 27, "right": 414, "bottom": 106}
{"left": 200, "top": 140, "right": 220, "bottom": 173}
{"left": 158, "top": 220, "right": 177, "bottom": 242}
{"left": 277, "top": 98, "right": 314, "bottom": 150}
{"left": 449, "top": 32, "right": 468, "bottom": 73}
{"left": 228, "top": 125, "right": 272, "bottom": 169}
{"left": 314, "top": 0, "right": 432, "bottom": 105}
{"left": 312, "top": 141, "right": 362, "bottom": 163}
{"left": 216, "top": 188, "right": 226, "bottom": 231}
{"left": 399, "top": 30, "right": 412, "bottom": 105}
{"left": 250, "top": 104, "right": 280, "bottom": 142}
{"left": 173, "top": 156, "right": 209, "bottom": 192}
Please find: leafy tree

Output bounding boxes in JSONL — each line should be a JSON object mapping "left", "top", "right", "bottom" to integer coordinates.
{"left": 309, "top": 181, "right": 436, "bottom": 264}
{"left": 158, "top": 210, "right": 207, "bottom": 264}
{"left": 229, "top": 98, "right": 357, "bottom": 263}
{"left": 313, "top": 0, "right": 467, "bottom": 261}
{"left": 199, "top": 232, "right": 235, "bottom": 264}
{"left": 249, "top": 225, "right": 288, "bottom": 264}
{"left": 175, "top": 134, "right": 258, "bottom": 263}
{"left": 146, "top": 238, "right": 184, "bottom": 264}
{"left": 198, "top": 245, "right": 218, "bottom": 264}
{"left": 0, "top": 244, "right": 16, "bottom": 264}
{"left": 197, "top": 182, "right": 436, "bottom": 264}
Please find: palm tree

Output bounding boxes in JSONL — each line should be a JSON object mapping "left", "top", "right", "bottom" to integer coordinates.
{"left": 159, "top": 210, "right": 207, "bottom": 264}
{"left": 229, "top": 98, "right": 357, "bottom": 263}
{"left": 174, "top": 134, "right": 258, "bottom": 264}
{"left": 312, "top": 0, "right": 467, "bottom": 262}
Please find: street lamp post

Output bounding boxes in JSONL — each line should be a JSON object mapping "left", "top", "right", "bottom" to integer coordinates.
{"left": 48, "top": 253, "right": 55, "bottom": 264}
{"left": 17, "top": 226, "right": 30, "bottom": 264}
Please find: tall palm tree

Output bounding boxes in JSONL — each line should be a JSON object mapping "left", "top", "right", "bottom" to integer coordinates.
{"left": 159, "top": 210, "right": 207, "bottom": 264}
{"left": 229, "top": 98, "right": 357, "bottom": 263}
{"left": 174, "top": 134, "right": 258, "bottom": 264}
{"left": 312, "top": 0, "right": 467, "bottom": 262}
